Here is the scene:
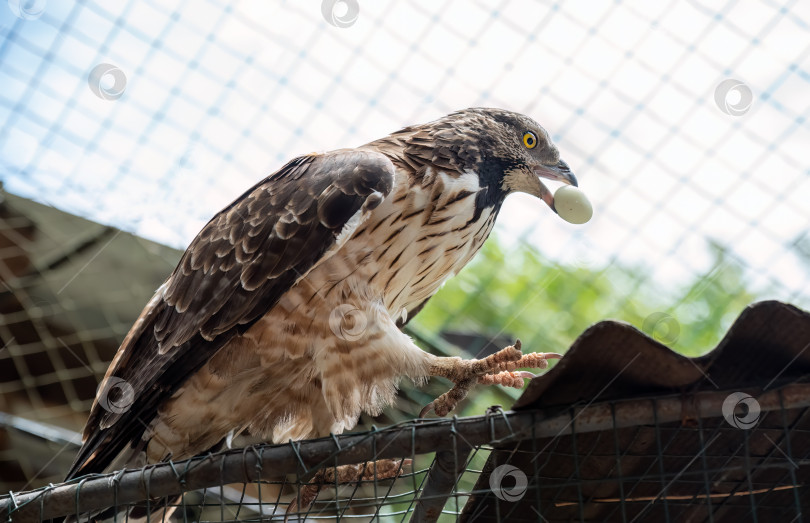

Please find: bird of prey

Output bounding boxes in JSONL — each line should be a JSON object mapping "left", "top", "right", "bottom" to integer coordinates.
{"left": 66, "top": 107, "right": 577, "bottom": 498}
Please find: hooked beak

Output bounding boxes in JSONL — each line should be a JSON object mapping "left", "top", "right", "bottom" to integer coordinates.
{"left": 532, "top": 160, "right": 577, "bottom": 211}
{"left": 535, "top": 159, "right": 578, "bottom": 187}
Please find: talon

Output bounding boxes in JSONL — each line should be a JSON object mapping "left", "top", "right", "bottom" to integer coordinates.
{"left": 286, "top": 459, "right": 410, "bottom": 519}
{"left": 422, "top": 341, "right": 562, "bottom": 418}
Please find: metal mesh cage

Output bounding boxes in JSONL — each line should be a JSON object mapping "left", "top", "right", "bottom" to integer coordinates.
{"left": 2, "top": 386, "right": 809, "bottom": 522}
{"left": 1, "top": 0, "right": 810, "bottom": 521}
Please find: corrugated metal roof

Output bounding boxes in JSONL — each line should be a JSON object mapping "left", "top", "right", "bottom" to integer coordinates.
{"left": 463, "top": 300, "right": 810, "bottom": 522}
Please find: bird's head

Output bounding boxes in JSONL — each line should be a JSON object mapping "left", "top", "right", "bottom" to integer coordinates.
{"left": 486, "top": 109, "right": 577, "bottom": 211}
{"left": 412, "top": 108, "right": 577, "bottom": 212}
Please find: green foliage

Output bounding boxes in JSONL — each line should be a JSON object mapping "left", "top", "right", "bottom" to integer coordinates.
{"left": 388, "top": 234, "right": 779, "bottom": 423}
{"left": 411, "top": 236, "right": 759, "bottom": 361}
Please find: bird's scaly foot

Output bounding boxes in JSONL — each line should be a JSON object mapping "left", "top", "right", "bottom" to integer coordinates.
{"left": 420, "top": 340, "right": 561, "bottom": 417}
{"left": 285, "top": 458, "right": 411, "bottom": 520}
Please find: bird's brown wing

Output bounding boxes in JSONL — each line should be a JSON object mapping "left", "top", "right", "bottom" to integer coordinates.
{"left": 67, "top": 149, "right": 395, "bottom": 479}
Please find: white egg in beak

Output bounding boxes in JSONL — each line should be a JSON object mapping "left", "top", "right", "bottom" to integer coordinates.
{"left": 553, "top": 185, "right": 593, "bottom": 224}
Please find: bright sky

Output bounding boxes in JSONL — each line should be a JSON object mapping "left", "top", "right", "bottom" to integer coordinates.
{"left": 0, "top": 0, "right": 808, "bottom": 306}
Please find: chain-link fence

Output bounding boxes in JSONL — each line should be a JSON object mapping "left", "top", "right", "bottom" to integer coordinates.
{"left": 1, "top": 0, "right": 809, "bottom": 520}
{"left": 3, "top": 383, "right": 810, "bottom": 521}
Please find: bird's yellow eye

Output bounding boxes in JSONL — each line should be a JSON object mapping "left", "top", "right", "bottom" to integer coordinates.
{"left": 523, "top": 131, "right": 537, "bottom": 149}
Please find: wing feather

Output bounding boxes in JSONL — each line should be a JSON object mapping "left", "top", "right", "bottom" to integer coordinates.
{"left": 67, "top": 149, "right": 395, "bottom": 479}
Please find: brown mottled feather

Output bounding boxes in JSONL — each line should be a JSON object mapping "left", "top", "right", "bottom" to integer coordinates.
{"left": 66, "top": 150, "right": 395, "bottom": 479}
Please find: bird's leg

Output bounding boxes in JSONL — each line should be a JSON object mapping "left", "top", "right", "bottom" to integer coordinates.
{"left": 420, "top": 340, "right": 561, "bottom": 417}
{"left": 285, "top": 458, "right": 410, "bottom": 519}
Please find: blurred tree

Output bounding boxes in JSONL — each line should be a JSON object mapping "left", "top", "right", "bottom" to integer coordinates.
{"left": 409, "top": 236, "right": 759, "bottom": 363}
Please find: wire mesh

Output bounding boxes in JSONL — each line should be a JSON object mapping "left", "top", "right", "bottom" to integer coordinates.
{"left": 1, "top": 0, "right": 810, "bottom": 521}
{"left": 2, "top": 386, "right": 809, "bottom": 522}
{"left": 1, "top": 0, "right": 809, "bottom": 323}
{"left": 463, "top": 397, "right": 810, "bottom": 522}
